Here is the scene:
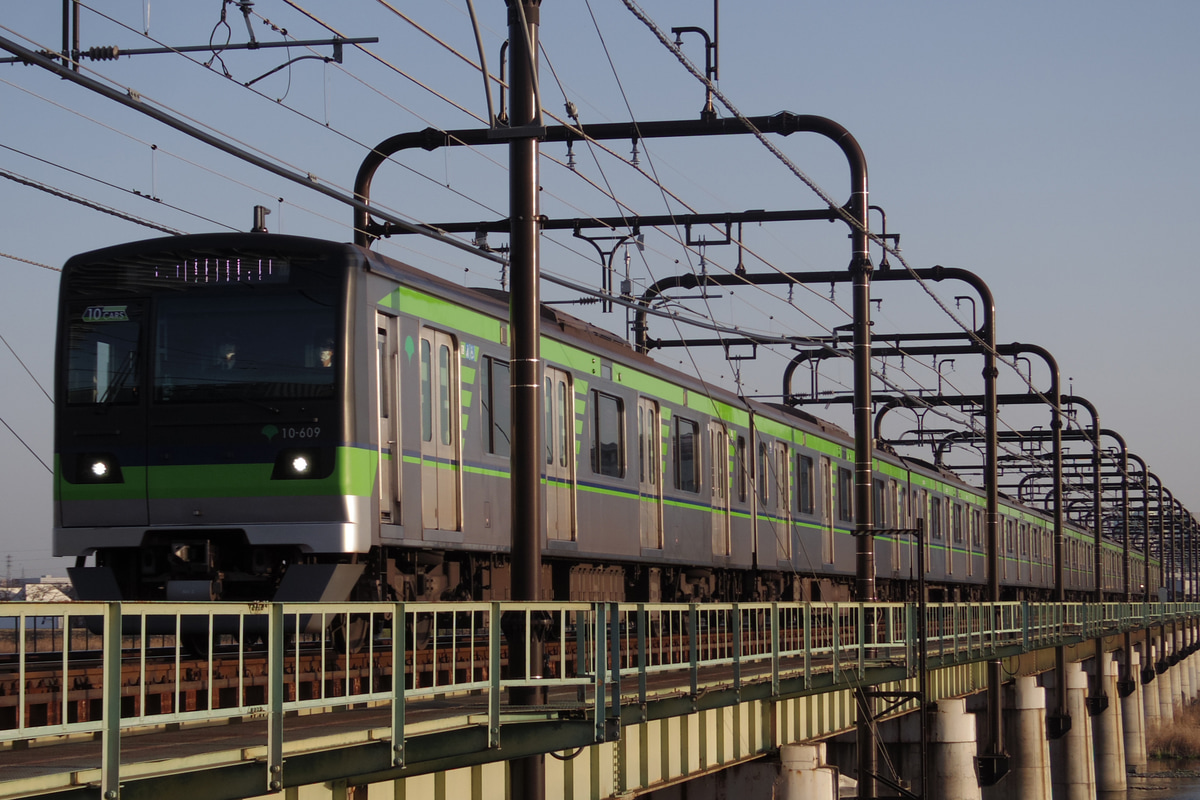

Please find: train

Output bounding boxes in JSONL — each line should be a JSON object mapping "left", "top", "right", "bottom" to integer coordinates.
{"left": 53, "top": 232, "right": 1157, "bottom": 608}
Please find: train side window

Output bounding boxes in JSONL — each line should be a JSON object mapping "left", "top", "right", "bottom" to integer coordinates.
{"left": 776, "top": 444, "right": 790, "bottom": 513}
{"left": 759, "top": 443, "right": 771, "bottom": 505}
{"left": 931, "top": 497, "right": 943, "bottom": 540}
{"left": 481, "top": 356, "right": 511, "bottom": 457}
{"left": 797, "top": 454, "right": 814, "bottom": 514}
{"left": 953, "top": 504, "right": 964, "bottom": 544}
{"left": 872, "top": 479, "right": 885, "bottom": 526}
{"left": 972, "top": 509, "right": 983, "bottom": 548}
{"left": 591, "top": 390, "right": 625, "bottom": 477}
{"left": 420, "top": 339, "right": 433, "bottom": 442}
{"left": 736, "top": 435, "right": 748, "bottom": 503}
{"left": 674, "top": 416, "right": 700, "bottom": 493}
{"left": 638, "top": 399, "right": 659, "bottom": 487}
{"left": 837, "top": 467, "right": 854, "bottom": 522}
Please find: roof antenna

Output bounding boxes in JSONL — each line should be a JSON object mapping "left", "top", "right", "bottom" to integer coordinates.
{"left": 252, "top": 204, "right": 270, "bottom": 233}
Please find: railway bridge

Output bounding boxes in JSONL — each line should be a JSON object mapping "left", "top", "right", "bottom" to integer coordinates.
{"left": 0, "top": 599, "right": 1197, "bottom": 800}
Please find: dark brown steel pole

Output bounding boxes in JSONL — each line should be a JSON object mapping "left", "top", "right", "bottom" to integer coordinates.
{"left": 848, "top": 146, "right": 875, "bottom": 800}
{"left": 507, "top": 2, "right": 545, "bottom": 799}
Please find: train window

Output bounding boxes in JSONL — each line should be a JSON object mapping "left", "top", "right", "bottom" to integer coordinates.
{"left": 67, "top": 302, "right": 142, "bottom": 405}
{"left": 638, "top": 399, "right": 659, "bottom": 487}
{"left": 953, "top": 504, "right": 964, "bottom": 544}
{"left": 837, "top": 467, "right": 854, "bottom": 522}
{"left": 557, "top": 380, "right": 570, "bottom": 467}
{"left": 675, "top": 417, "right": 700, "bottom": 493}
{"left": 1006, "top": 520, "right": 1016, "bottom": 554}
{"left": 1020, "top": 524, "right": 1029, "bottom": 555}
{"left": 736, "top": 436, "right": 747, "bottom": 502}
{"left": 776, "top": 445, "right": 790, "bottom": 512}
{"left": 898, "top": 486, "right": 908, "bottom": 527}
{"left": 872, "top": 479, "right": 885, "bottom": 526}
{"left": 931, "top": 497, "right": 943, "bottom": 540}
{"left": 438, "top": 342, "right": 453, "bottom": 446}
{"left": 797, "top": 454, "right": 814, "bottom": 514}
{"left": 972, "top": 509, "right": 983, "bottom": 547}
{"left": 759, "top": 443, "right": 771, "bottom": 505}
{"left": 544, "top": 377, "right": 554, "bottom": 464}
{"left": 591, "top": 390, "right": 625, "bottom": 478}
{"left": 421, "top": 339, "right": 433, "bottom": 442}
{"left": 481, "top": 357, "right": 511, "bottom": 457}
{"left": 711, "top": 425, "right": 729, "bottom": 504}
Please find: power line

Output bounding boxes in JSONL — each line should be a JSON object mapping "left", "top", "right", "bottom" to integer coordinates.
{"left": 0, "top": 251, "right": 58, "bottom": 272}
{"left": 0, "top": 167, "right": 185, "bottom": 235}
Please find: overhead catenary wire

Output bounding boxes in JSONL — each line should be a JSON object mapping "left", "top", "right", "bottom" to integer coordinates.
{"left": 617, "top": 0, "right": 1106, "bottom": 466}
{"left": 2, "top": 10, "right": 1142, "bottom": 501}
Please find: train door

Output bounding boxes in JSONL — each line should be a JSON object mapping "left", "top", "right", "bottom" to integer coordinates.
{"left": 821, "top": 456, "right": 834, "bottom": 563}
{"left": 638, "top": 398, "right": 662, "bottom": 549}
{"left": 419, "top": 328, "right": 460, "bottom": 531}
{"left": 710, "top": 422, "right": 730, "bottom": 557}
{"left": 545, "top": 367, "right": 575, "bottom": 541}
{"left": 376, "top": 315, "right": 399, "bottom": 523}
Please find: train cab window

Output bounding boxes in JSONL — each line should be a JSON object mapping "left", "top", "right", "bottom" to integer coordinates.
{"left": 674, "top": 417, "right": 700, "bottom": 493}
{"left": 481, "top": 356, "right": 511, "bottom": 457}
{"left": 797, "top": 454, "right": 814, "bottom": 514}
{"left": 591, "top": 390, "right": 625, "bottom": 477}
{"left": 67, "top": 302, "right": 142, "bottom": 405}
{"left": 837, "top": 467, "right": 854, "bottom": 522}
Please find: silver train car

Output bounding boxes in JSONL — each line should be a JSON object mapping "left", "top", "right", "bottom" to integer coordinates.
{"left": 54, "top": 233, "right": 1155, "bottom": 605}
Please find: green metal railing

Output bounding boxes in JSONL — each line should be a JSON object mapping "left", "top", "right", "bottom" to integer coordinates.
{"left": 0, "top": 599, "right": 1196, "bottom": 797}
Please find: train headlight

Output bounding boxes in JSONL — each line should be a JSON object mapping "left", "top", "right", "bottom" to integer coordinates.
{"left": 271, "top": 448, "right": 327, "bottom": 480}
{"left": 75, "top": 453, "right": 123, "bottom": 483}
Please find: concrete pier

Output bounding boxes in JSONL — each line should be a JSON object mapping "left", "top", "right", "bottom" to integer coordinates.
{"left": 1123, "top": 649, "right": 1148, "bottom": 773}
{"left": 1159, "top": 638, "right": 1176, "bottom": 725}
{"left": 1092, "top": 652, "right": 1127, "bottom": 793}
{"left": 931, "top": 698, "right": 981, "bottom": 800}
{"left": 778, "top": 744, "right": 839, "bottom": 800}
{"left": 1170, "top": 637, "right": 1183, "bottom": 716}
{"left": 1051, "top": 661, "right": 1096, "bottom": 800}
{"left": 1007, "top": 676, "right": 1052, "bottom": 800}
{"left": 1144, "top": 643, "right": 1162, "bottom": 734}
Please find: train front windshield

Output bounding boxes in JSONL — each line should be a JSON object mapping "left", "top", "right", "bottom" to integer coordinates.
{"left": 61, "top": 245, "right": 341, "bottom": 407}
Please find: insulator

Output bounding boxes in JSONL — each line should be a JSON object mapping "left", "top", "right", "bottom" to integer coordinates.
{"left": 86, "top": 46, "right": 120, "bottom": 61}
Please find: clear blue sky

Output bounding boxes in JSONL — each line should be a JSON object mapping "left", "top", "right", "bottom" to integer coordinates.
{"left": 1, "top": 2, "right": 1197, "bottom": 576}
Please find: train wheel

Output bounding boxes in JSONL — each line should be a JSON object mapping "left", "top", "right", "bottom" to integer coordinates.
{"left": 331, "top": 613, "right": 369, "bottom": 654}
